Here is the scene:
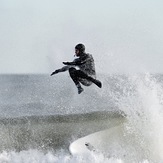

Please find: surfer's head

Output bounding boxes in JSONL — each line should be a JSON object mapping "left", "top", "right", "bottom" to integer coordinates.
{"left": 75, "top": 43, "right": 85, "bottom": 56}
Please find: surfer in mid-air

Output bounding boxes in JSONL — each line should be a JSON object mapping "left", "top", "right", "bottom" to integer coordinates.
{"left": 50, "top": 43, "right": 102, "bottom": 94}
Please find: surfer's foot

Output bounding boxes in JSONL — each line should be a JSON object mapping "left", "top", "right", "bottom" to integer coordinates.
{"left": 94, "top": 79, "right": 102, "bottom": 88}
{"left": 78, "top": 87, "right": 84, "bottom": 94}
{"left": 76, "top": 84, "right": 84, "bottom": 94}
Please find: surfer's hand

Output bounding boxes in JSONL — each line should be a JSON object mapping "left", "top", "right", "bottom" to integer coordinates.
{"left": 63, "top": 62, "right": 71, "bottom": 65}
{"left": 50, "top": 70, "right": 59, "bottom": 76}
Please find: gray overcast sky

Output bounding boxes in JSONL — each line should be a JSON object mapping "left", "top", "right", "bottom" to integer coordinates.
{"left": 1, "top": 0, "right": 163, "bottom": 74}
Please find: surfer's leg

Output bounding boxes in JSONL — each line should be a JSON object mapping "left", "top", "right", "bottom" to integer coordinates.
{"left": 75, "top": 70, "right": 102, "bottom": 88}
{"left": 69, "top": 67, "right": 84, "bottom": 94}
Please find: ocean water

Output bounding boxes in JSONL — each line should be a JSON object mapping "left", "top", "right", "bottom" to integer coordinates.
{"left": 0, "top": 74, "right": 163, "bottom": 163}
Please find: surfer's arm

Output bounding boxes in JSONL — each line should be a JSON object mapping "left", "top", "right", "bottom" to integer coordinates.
{"left": 63, "top": 57, "right": 88, "bottom": 66}
{"left": 50, "top": 66, "right": 70, "bottom": 76}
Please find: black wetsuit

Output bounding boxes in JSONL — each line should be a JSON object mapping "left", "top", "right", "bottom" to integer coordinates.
{"left": 57, "top": 53, "right": 96, "bottom": 86}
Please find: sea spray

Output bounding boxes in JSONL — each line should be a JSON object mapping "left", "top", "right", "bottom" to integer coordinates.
{"left": 1, "top": 74, "right": 163, "bottom": 162}
{"left": 0, "top": 149, "right": 124, "bottom": 163}
{"left": 116, "top": 74, "right": 163, "bottom": 162}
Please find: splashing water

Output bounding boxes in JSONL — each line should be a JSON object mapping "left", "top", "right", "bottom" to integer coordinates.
{"left": 0, "top": 149, "right": 147, "bottom": 163}
{"left": 0, "top": 74, "right": 163, "bottom": 162}
{"left": 115, "top": 74, "right": 163, "bottom": 162}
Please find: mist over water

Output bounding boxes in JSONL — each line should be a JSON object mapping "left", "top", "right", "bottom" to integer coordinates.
{"left": 0, "top": 74, "right": 163, "bottom": 162}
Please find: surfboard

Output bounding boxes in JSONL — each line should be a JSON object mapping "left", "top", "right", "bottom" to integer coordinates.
{"left": 69, "top": 124, "right": 124, "bottom": 156}
{"left": 69, "top": 123, "right": 149, "bottom": 161}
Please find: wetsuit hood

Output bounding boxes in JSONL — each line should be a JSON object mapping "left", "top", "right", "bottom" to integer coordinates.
{"left": 75, "top": 44, "right": 85, "bottom": 53}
